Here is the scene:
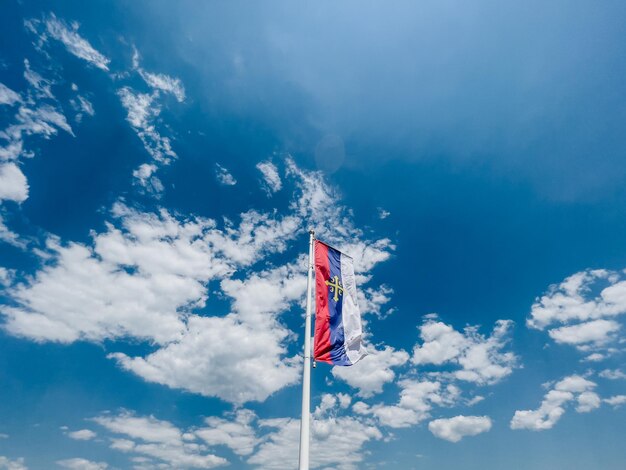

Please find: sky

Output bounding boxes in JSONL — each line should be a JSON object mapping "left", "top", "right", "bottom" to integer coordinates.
{"left": 1, "top": 0, "right": 626, "bottom": 468}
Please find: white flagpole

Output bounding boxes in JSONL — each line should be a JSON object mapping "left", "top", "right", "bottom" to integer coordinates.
{"left": 298, "top": 229, "right": 315, "bottom": 470}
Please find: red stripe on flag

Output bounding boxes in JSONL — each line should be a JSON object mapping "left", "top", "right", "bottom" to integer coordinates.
{"left": 313, "top": 240, "right": 332, "bottom": 363}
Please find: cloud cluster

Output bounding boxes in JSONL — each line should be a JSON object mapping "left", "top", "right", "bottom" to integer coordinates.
{"left": 0, "top": 456, "right": 28, "bottom": 470}
{"left": 3, "top": 204, "right": 222, "bottom": 343}
{"left": 332, "top": 345, "right": 409, "bottom": 397}
{"left": 412, "top": 316, "right": 518, "bottom": 385}
{"left": 196, "top": 410, "right": 258, "bottom": 457}
{"left": 0, "top": 56, "right": 81, "bottom": 248}
{"left": 86, "top": 395, "right": 382, "bottom": 469}
{"left": 353, "top": 378, "right": 460, "bottom": 428}
{"left": 510, "top": 375, "right": 600, "bottom": 431}
{"left": 111, "top": 313, "right": 300, "bottom": 403}
{"left": 2, "top": 159, "right": 393, "bottom": 404}
{"left": 26, "top": 13, "right": 185, "bottom": 196}
{"left": 0, "top": 65, "right": 74, "bottom": 206}
{"left": 528, "top": 269, "right": 626, "bottom": 359}
{"left": 248, "top": 394, "right": 382, "bottom": 470}
{"left": 94, "top": 412, "right": 226, "bottom": 469}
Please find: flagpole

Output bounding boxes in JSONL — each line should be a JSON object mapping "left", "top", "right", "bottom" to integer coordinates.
{"left": 298, "top": 229, "right": 315, "bottom": 470}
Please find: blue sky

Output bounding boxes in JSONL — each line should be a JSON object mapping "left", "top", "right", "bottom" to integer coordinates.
{"left": 1, "top": 1, "right": 626, "bottom": 468}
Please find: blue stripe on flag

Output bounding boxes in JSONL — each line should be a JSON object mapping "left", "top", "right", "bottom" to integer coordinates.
{"left": 327, "top": 246, "right": 350, "bottom": 366}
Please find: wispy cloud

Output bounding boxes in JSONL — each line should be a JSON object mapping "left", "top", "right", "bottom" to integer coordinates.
{"left": 256, "top": 161, "right": 282, "bottom": 194}
{"left": 132, "top": 47, "right": 185, "bottom": 102}
{"left": 0, "top": 83, "right": 20, "bottom": 106}
{"left": 118, "top": 87, "right": 176, "bottom": 193}
{"left": 215, "top": 163, "right": 237, "bottom": 186}
{"left": 0, "top": 62, "right": 74, "bottom": 226}
{"left": 41, "top": 13, "right": 110, "bottom": 71}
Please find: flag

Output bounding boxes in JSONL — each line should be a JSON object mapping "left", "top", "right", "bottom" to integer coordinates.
{"left": 313, "top": 240, "right": 367, "bottom": 366}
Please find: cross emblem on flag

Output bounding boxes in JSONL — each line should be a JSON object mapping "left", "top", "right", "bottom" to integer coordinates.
{"left": 324, "top": 275, "right": 344, "bottom": 302}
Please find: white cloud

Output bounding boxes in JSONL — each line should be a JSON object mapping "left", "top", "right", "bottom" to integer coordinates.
{"left": 285, "top": 157, "right": 395, "bottom": 275}
{"left": 0, "top": 456, "right": 27, "bottom": 470}
{"left": 583, "top": 352, "right": 606, "bottom": 362}
{"left": 467, "top": 395, "right": 485, "bottom": 406}
{"left": 548, "top": 319, "right": 620, "bottom": 346}
{"left": 0, "top": 89, "right": 74, "bottom": 171}
{"left": 77, "top": 96, "right": 94, "bottom": 116}
{"left": 2, "top": 204, "right": 226, "bottom": 343}
{"left": 412, "top": 317, "right": 517, "bottom": 385}
{"left": 67, "top": 429, "right": 97, "bottom": 440}
{"left": 332, "top": 346, "right": 409, "bottom": 397}
{"left": 1, "top": 181, "right": 306, "bottom": 345}
{"left": 139, "top": 70, "right": 185, "bottom": 103}
{"left": 528, "top": 269, "right": 626, "bottom": 356}
{"left": 256, "top": 161, "right": 282, "bottom": 194}
{"left": 0, "top": 83, "right": 20, "bottom": 106}
{"left": 215, "top": 163, "right": 237, "bottom": 186}
{"left": 248, "top": 394, "right": 382, "bottom": 470}
{"left": 358, "top": 284, "right": 394, "bottom": 318}
{"left": 0, "top": 163, "right": 28, "bottom": 202}
{"left": 377, "top": 208, "right": 390, "bottom": 220}
{"left": 354, "top": 379, "right": 460, "bottom": 428}
{"left": 110, "top": 315, "right": 300, "bottom": 403}
{"left": 23, "top": 59, "right": 53, "bottom": 99}
{"left": 94, "top": 412, "right": 226, "bottom": 469}
{"left": 510, "top": 375, "right": 600, "bottom": 431}
{"left": 604, "top": 395, "right": 626, "bottom": 407}
{"left": 599, "top": 369, "right": 626, "bottom": 380}
{"left": 0, "top": 216, "right": 24, "bottom": 248}
{"left": 118, "top": 87, "right": 176, "bottom": 180}
{"left": 57, "top": 458, "right": 107, "bottom": 470}
{"left": 110, "top": 259, "right": 305, "bottom": 403}
{"left": 428, "top": 415, "right": 492, "bottom": 442}
{"left": 7, "top": 105, "right": 74, "bottom": 140}
{"left": 132, "top": 163, "right": 163, "bottom": 194}
{"left": 195, "top": 410, "right": 257, "bottom": 456}
{"left": 70, "top": 94, "right": 95, "bottom": 123}
{"left": 576, "top": 391, "right": 601, "bottom": 412}
{"left": 44, "top": 14, "right": 110, "bottom": 71}
{"left": 117, "top": 48, "right": 187, "bottom": 189}
{"left": 133, "top": 47, "right": 185, "bottom": 102}
{"left": 1, "top": 65, "right": 74, "bottom": 205}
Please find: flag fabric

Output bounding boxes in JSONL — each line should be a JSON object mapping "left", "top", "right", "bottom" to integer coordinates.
{"left": 313, "top": 240, "right": 367, "bottom": 366}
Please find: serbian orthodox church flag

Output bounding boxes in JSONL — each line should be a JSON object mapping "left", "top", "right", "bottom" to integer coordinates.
{"left": 313, "top": 240, "right": 367, "bottom": 366}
